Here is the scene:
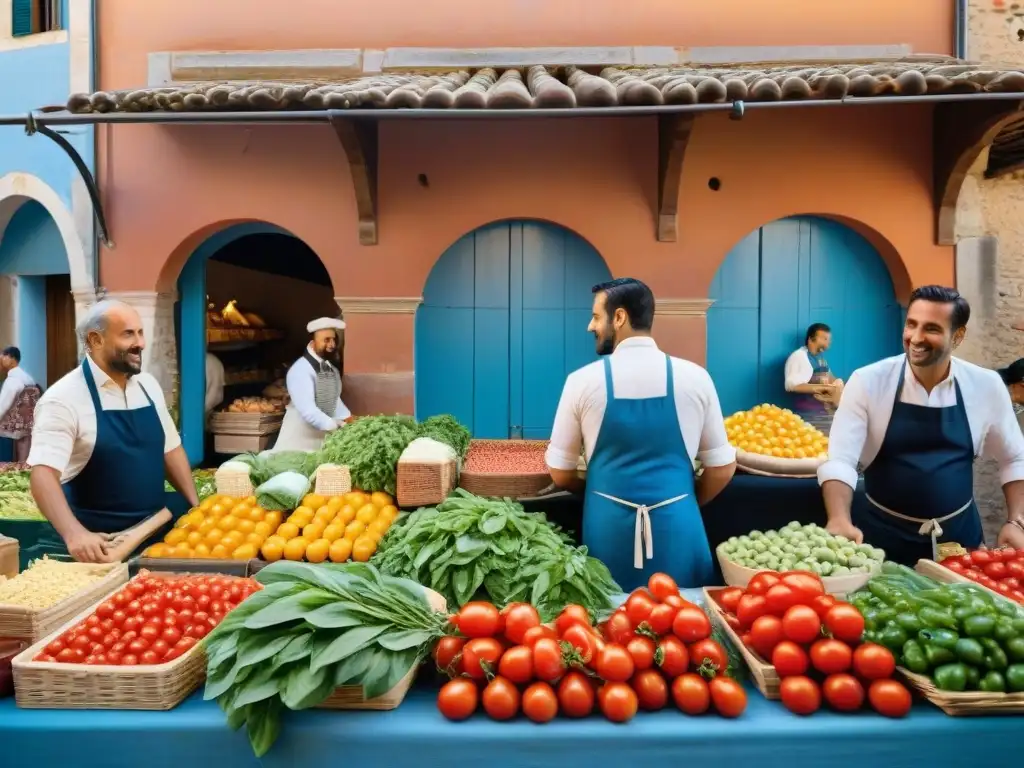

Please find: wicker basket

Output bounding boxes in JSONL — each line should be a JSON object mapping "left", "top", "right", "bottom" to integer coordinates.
{"left": 459, "top": 440, "right": 550, "bottom": 499}
{"left": 0, "top": 536, "right": 17, "bottom": 578}
{"left": 898, "top": 667, "right": 1024, "bottom": 715}
{"left": 215, "top": 466, "right": 254, "bottom": 499}
{"left": 716, "top": 543, "right": 877, "bottom": 596}
{"left": 0, "top": 563, "right": 128, "bottom": 643}
{"left": 703, "top": 587, "right": 780, "bottom": 699}
{"left": 396, "top": 458, "right": 456, "bottom": 508}
{"left": 915, "top": 559, "right": 1022, "bottom": 610}
{"left": 314, "top": 464, "right": 352, "bottom": 498}
{"left": 11, "top": 572, "right": 217, "bottom": 710}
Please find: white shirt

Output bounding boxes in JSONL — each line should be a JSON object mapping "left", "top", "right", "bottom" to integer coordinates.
{"left": 785, "top": 347, "right": 816, "bottom": 391}
{"left": 285, "top": 347, "right": 351, "bottom": 432}
{"left": 28, "top": 356, "right": 181, "bottom": 483}
{"left": 545, "top": 337, "right": 737, "bottom": 471}
{"left": 205, "top": 353, "right": 225, "bottom": 415}
{"left": 818, "top": 355, "right": 1024, "bottom": 490}
{"left": 0, "top": 366, "right": 35, "bottom": 421}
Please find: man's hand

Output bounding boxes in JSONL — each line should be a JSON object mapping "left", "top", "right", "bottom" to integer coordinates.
{"left": 998, "top": 521, "right": 1024, "bottom": 549}
{"left": 65, "top": 528, "right": 110, "bottom": 563}
{"left": 826, "top": 517, "right": 864, "bottom": 544}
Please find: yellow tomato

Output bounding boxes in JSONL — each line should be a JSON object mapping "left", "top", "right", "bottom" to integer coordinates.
{"left": 314, "top": 506, "right": 336, "bottom": 523}
{"left": 222, "top": 531, "right": 245, "bottom": 550}
{"left": 345, "top": 520, "right": 366, "bottom": 540}
{"left": 199, "top": 497, "right": 216, "bottom": 512}
{"left": 302, "top": 494, "right": 327, "bottom": 511}
{"left": 356, "top": 504, "right": 378, "bottom": 525}
{"left": 370, "top": 491, "right": 393, "bottom": 508}
{"left": 367, "top": 518, "right": 390, "bottom": 538}
{"left": 289, "top": 510, "right": 314, "bottom": 528}
{"left": 253, "top": 521, "right": 272, "bottom": 537}
{"left": 352, "top": 536, "right": 376, "bottom": 562}
{"left": 328, "top": 538, "right": 353, "bottom": 563}
{"left": 220, "top": 514, "right": 240, "bottom": 532}
{"left": 345, "top": 491, "right": 369, "bottom": 508}
{"left": 146, "top": 543, "right": 170, "bottom": 558}
{"left": 164, "top": 528, "right": 187, "bottom": 546}
{"left": 186, "top": 531, "right": 203, "bottom": 547}
{"left": 230, "top": 502, "right": 251, "bottom": 518}
{"left": 210, "top": 543, "right": 230, "bottom": 559}
{"left": 283, "top": 538, "right": 308, "bottom": 561}
{"left": 236, "top": 519, "right": 256, "bottom": 535}
{"left": 171, "top": 542, "right": 192, "bottom": 558}
{"left": 261, "top": 536, "right": 287, "bottom": 561}
{"left": 204, "top": 528, "right": 224, "bottom": 545}
{"left": 276, "top": 522, "right": 300, "bottom": 540}
{"left": 265, "top": 510, "right": 283, "bottom": 529}
{"left": 247, "top": 506, "right": 265, "bottom": 522}
{"left": 336, "top": 505, "right": 357, "bottom": 525}
{"left": 232, "top": 543, "right": 257, "bottom": 561}
{"left": 193, "top": 543, "right": 212, "bottom": 559}
{"left": 327, "top": 496, "right": 344, "bottom": 511}
{"left": 322, "top": 524, "right": 345, "bottom": 543}
{"left": 245, "top": 532, "right": 265, "bottom": 546}
{"left": 305, "top": 538, "right": 330, "bottom": 564}
{"left": 209, "top": 503, "right": 227, "bottom": 517}
{"left": 303, "top": 523, "right": 325, "bottom": 541}
{"left": 197, "top": 518, "right": 217, "bottom": 535}
{"left": 292, "top": 505, "right": 314, "bottom": 520}
{"left": 378, "top": 505, "right": 398, "bottom": 523}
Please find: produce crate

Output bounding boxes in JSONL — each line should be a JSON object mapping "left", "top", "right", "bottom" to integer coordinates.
{"left": 0, "top": 639, "right": 28, "bottom": 698}
{"left": 702, "top": 587, "right": 780, "bottom": 699}
{"left": 459, "top": 440, "right": 550, "bottom": 499}
{"left": 129, "top": 558, "right": 254, "bottom": 578}
{"left": 214, "top": 433, "right": 276, "bottom": 455}
{"left": 0, "top": 535, "right": 17, "bottom": 578}
{"left": 715, "top": 543, "right": 877, "bottom": 596}
{"left": 914, "top": 558, "right": 1023, "bottom": 610}
{"left": 209, "top": 411, "right": 283, "bottom": 437}
{"left": 0, "top": 563, "right": 128, "bottom": 643}
{"left": 396, "top": 458, "right": 456, "bottom": 508}
{"left": 897, "top": 667, "right": 1024, "bottom": 716}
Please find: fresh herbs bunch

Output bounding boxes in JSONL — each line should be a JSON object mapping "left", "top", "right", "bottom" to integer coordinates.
{"left": 319, "top": 415, "right": 420, "bottom": 495}
{"left": 372, "top": 489, "right": 620, "bottom": 621}
{"left": 205, "top": 561, "right": 450, "bottom": 757}
{"left": 417, "top": 414, "right": 471, "bottom": 460}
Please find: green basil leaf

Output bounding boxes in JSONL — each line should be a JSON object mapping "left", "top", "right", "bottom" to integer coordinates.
{"left": 332, "top": 646, "right": 376, "bottom": 687}
{"left": 233, "top": 665, "right": 284, "bottom": 708}
{"left": 235, "top": 629, "right": 299, "bottom": 668}
{"left": 309, "top": 625, "right": 388, "bottom": 673}
{"left": 358, "top": 648, "right": 401, "bottom": 700}
{"left": 303, "top": 603, "right": 365, "bottom": 629}
{"left": 276, "top": 633, "right": 314, "bottom": 664}
{"left": 281, "top": 662, "right": 332, "bottom": 710}
{"left": 412, "top": 538, "right": 444, "bottom": 570}
{"left": 531, "top": 570, "right": 552, "bottom": 607}
{"left": 246, "top": 698, "right": 283, "bottom": 758}
{"left": 204, "top": 653, "right": 250, "bottom": 701}
{"left": 244, "top": 591, "right": 331, "bottom": 630}
{"left": 376, "top": 629, "right": 433, "bottom": 652}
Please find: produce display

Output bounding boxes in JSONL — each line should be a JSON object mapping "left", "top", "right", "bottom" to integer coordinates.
{"left": 724, "top": 404, "right": 829, "bottom": 459}
{"left": 712, "top": 569, "right": 911, "bottom": 716}
{"left": 144, "top": 495, "right": 283, "bottom": 560}
{"left": 0, "top": 469, "right": 44, "bottom": 520}
{"left": 163, "top": 468, "right": 218, "bottom": 502}
{"left": 226, "top": 450, "right": 320, "bottom": 487}
{"left": 718, "top": 521, "right": 884, "bottom": 577}
{"left": 32, "top": 570, "right": 261, "bottom": 665}
{"left": 937, "top": 547, "right": 1024, "bottom": 605}
{"left": 462, "top": 440, "right": 548, "bottom": 475}
{"left": 437, "top": 574, "right": 747, "bottom": 725}
{"left": 372, "top": 489, "right": 619, "bottom": 620}
{"left": 850, "top": 563, "right": 1024, "bottom": 693}
{"left": 204, "top": 561, "right": 451, "bottom": 756}
{"left": 259, "top": 490, "right": 398, "bottom": 564}
{"left": 0, "top": 558, "right": 117, "bottom": 609}
{"left": 224, "top": 396, "right": 284, "bottom": 415}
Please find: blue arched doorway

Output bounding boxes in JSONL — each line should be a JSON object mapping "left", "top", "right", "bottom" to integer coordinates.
{"left": 707, "top": 216, "right": 902, "bottom": 416}
{"left": 416, "top": 220, "right": 612, "bottom": 438}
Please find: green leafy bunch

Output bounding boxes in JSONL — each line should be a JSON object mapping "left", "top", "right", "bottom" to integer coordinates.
{"left": 318, "top": 415, "right": 420, "bottom": 495}
{"left": 416, "top": 414, "right": 471, "bottom": 460}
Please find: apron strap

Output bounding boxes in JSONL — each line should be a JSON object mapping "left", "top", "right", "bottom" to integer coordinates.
{"left": 594, "top": 491, "right": 689, "bottom": 569}
{"left": 866, "top": 493, "right": 973, "bottom": 562}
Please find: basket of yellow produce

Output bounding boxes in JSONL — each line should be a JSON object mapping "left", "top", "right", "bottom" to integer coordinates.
{"left": 724, "top": 403, "right": 829, "bottom": 478}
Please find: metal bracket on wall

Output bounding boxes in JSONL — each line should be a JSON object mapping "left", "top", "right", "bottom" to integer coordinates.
{"left": 656, "top": 113, "right": 696, "bottom": 243}
{"left": 327, "top": 111, "right": 378, "bottom": 245}
{"left": 24, "top": 114, "right": 114, "bottom": 248}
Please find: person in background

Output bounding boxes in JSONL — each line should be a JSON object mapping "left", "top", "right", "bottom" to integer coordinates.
{"left": 0, "top": 347, "right": 38, "bottom": 462}
{"left": 205, "top": 352, "right": 225, "bottom": 416}
{"left": 997, "top": 358, "right": 1024, "bottom": 413}
{"left": 784, "top": 322, "right": 843, "bottom": 434}
{"left": 819, "top": 286, "right": 1024, "bottom": 565}
{"left": 274, "top": 317, "right": 351, "bottom": 452}
{"left": 28, "top": 300, "right": 198, "bottom": 562}
{"left": 546, "top": 278, "right": 736, "bottom": 591}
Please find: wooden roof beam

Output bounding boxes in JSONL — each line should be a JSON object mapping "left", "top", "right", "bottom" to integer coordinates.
{"left": 657, "top": 113, "right": 696, "bottom": 242}
{"left": 329, "top": 114, "right": 378, "bottom": 246}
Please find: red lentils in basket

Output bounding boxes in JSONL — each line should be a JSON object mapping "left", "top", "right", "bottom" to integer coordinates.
{"left": 463, "top": 441, "right": 549, "bottom": 474}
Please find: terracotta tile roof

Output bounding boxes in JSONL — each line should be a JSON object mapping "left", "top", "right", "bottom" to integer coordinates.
{"left": 66, "top": 60, "right": 1024, "bottom": 113}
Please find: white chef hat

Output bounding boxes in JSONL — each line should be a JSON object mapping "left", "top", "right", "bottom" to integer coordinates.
{"left": 307, "top": 317, "right": 346, "bottom": 334}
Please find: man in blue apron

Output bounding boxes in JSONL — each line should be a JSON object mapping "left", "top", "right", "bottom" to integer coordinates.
{"left": 819, "top": 286, "right": 1024, "bottom": 566}
{"left": 27, "top": 300, "right": 198, "bottom": 562}
{"left": 784, "top": 323, "right": 843, "bottom": 435}
{"left": 545, "top": 278, "right": 737, "bottom": 591}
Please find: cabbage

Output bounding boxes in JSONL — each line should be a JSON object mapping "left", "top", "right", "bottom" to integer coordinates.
{"left": 255, "top": 471, "right": 311, "bottom": 511}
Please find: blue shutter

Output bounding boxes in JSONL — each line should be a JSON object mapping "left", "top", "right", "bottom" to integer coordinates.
{"left": 12, "top": 0, "right": 33, "bottom": 36}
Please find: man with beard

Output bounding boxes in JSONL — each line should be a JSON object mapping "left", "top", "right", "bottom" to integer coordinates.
{"left": 545, "top": 278, "right": 736, "bottom": 590}
{"left": 27, "top": 300, "right": 198, "bottom": 562}
{"left": 784, "top": 322, "right": 843, "bottom": 434}
{"left": 819, "top": 285, "right": 1024, "bottom": 565}
{"left": 273, "top": 317, "right": 351, "bottom": 452}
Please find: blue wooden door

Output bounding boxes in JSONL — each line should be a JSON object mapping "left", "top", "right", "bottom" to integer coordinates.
{"left": 708, "top": 216, "right": 902, "bottom": 415}
{"left": 416, "top": 221, "right": 611, "bottom": 438}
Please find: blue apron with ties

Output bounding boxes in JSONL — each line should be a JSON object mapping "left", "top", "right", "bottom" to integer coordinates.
{"left": 582, "top": 355, "right": 713, "bottom": 591}
{"left": 854, "top": 361, "right": 983, "bottom": 566}
{"left": 793, "top": 349, "right": 834, "bottom": 435}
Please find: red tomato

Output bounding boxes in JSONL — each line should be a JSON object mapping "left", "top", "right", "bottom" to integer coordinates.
{"left": 689, "top": 638, "right": 728, "bottom": 672}
{"left": 161, "top": 626, "right": 182, "bottom": 646}
{"left": 824, "top": 604, "right": 865, "bottom": 644}
{"left": 647, "top": 573, "right": 680, "bottom": 602}
{"left": 56, "top": 648, "right": 76, "bottom": 663}
{"left": 672, "top": 606, "right": 712, "bottom": 643}
{"left": 656, "top": 636, "right": 690, "bottom": 678}
{"left": 625, "top": 593, "right": 656, "bottom": 627}
{"left": 532, "top": 638, "right": 566, "bottom": 682}
{"left": 120, "top": 654, "right": 139, "bottom": 666}
{"left": 646, "top": 603, "right": 679, "bottom": 635}
{"left": 780, "top": 676, "right": 821, "bottom": 715}
{"left": 717, "top": 587, "right": 744, "bottom": 614}
{"left": 662, "top": 594, "right": 687, "bottom": 610}
{"left": 481, "top": 676, "right": 520, "bottom": 721}
{"left": 457, "top": 602, "right": 501, "bottom": 639}
{"left": 868, "top": 679, "right": 912, "bottom": 718}
{"left": 497, "top": 645, "right": 534, "bottom": 684}
{"left": 139, "top": 650, "right": 160, "bottom": 666}
{"left": 971, "top": 549, "right": 994, "bottom": 566}
{"left": 462, "top": 638, "right": 504, "bottom": 680}
{"left": 557, "top": 671, "right": 595, "bottom": 718}
{"left": 771, "top": 641, "right": 810, "bottom": 677}
{"left": 437, "top": 678, "right": 479, "bottom": 721}
{"left": 522, "top": 682, "right": 559, "bottom": 723}
{"left": 432, "top": 636, "right": 466, "bottom": 676}
{"left": 748, "top": 615, "right": 785, "bottom": 659}
{"left": 139, "top": 625, "right": 160, "bottom": 643}
{"left": 746, "top": 571, "right": 781, "bottom": 596}
{"left": 984, "top": 562, "right": 1009, "bottom": 580}
{"left": 603, "top": 612, "right": 635, "bottom": 645}
{"left": 810, "top": 639, "right": 853, "bottom": 675}
{"left": 671, "top": 672, "right": 710, "bottom": 714}
{"left": 95, "top": 601, "right": 115, "bottom": 620}
{"left": 764, "top": 584, "right": 800, "bottom": 615}
{"left": 781, "top": 572, "right": 825, "bottom": 599}
{"left": 555, "top": 605, "right": 591, "bottom": 636}
{"left": 736, "top": 594, "right": 769, "bottom": 629}
{"left": 501, "top": 603, "right": 541, "bottom": 644}
{"left": 626, "top": 636, "right": 656, "bottom": 671}
{"left": 782, "top": 605, "right": 822, "bottom": 644}
{"left": 823, "top": 673, "right": 864, "bottom": 712}
{"left": 596, "top": 644, "right": 635, "bottom": 683}
{"left": 45, "top": 640, "right": 64, "bottom": 656}
{"left": 521, "top": 625, "right": 559, "bottom": 648}
{"left": 708, "top": 676, "right": 747, "bottom": 718}
{"left": 810, "top": 594, "right": 838, "bottom": 620}
{"left": 631, "top": 669, "right": 669, "bottom": 711}
{"left": 561, "top": 624, "right": 597, "bottom": 664}
{"left": 852, "top": 643, "right": 896, "bottom": 681}
{"left": 944, "top": 561, "right": 965, "bottom": 573}
{"left": 1007, "top": 560, "right": 1024, "bottom": 579}
{"left": 598, "top": 682, "right": 638, "bottom": 723}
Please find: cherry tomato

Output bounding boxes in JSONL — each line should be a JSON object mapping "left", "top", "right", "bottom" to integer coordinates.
{"left": 522, "top": 625, "right": 559, "bottom": 648}
{"left": 522, "top": 682, "right": 559, "bottom": 723}
{"left": 689, "top": 638, "right": 728, "bottom": 672}
{"left": 672, "top": 607, "right": 712, "bottom": 643}
{"left": 497, "top": 645, "right": 534, "bottom": 684}
{"left": 599, "top": 681, "right": 638, "bottom": 723}
{"left": 139, "top": 650, "right": 161, "bottom": 666}
{"left": 150, "top": 639, "right": 170, "bottom": 659}
{"left": 120, "top": 653, "right": 139, "bottom": 666}
{"left": 708, "top": 675, "right": 747, "bottom": 718}
{"left": 481, "top": 676, "right": 520, "bottom": 721}
{"left": 780, "top": 675, "right": 821, "bottom": 716}
{"left": 647, "top": 573, "right": 680, "bottom": 602}
{"left": 532, "top": 638, "right": 566, "bottom": 682}
{"left": 632, "top": 669, "right": 669, "bottom": 711}
{"left": 56, "top": 648, "right": 76, "bottom": 663}
{"left": 625, "top": 593, "right": 656, "bottom": 627}
{"left": 501, "top": 603, "right": 541, "bottom": 644}
{"left": 625, "top": 636, "right": 656, "bottom": 671}
{"left": 746, "top": 571, "right": 781, "bottom": 596}
{"left": 646, "top": 603, "right": 678, "bottom": 635}
{"left": 437, "top": 678, "right": 479, "bottom": 721}
{"left": 95, "top": 601, "right": 115, "bottom": 620}
{"left": 736, "top": 594, "right": 769, "bottom": 629}
{"left": 557, "top": 671, "right": 595, "bottom": 718}
{"left": 984, "top": 561, "right": 1009, "bottom": 580}
{"left": 45, "top": 640, "right": 65, "bottom": 656}
{"left": 161, "top": 627, "right": 182, "bottom": 646}
{"left": 596, "top": 644, "right": 635, "bottom": 683}
{"left": 971, "top": 549, "right": 993, "bottom": 566}
{"left": 561, "top": 624, "right": 597, "bottom": 664}
{"left": 717, "top": 587, "right": 744, "bottom": 614}
{"left": 139, "top": 625, "right": 161, "bottom": 643}
{"left": 656, "top": 635, "right": 689, "bottom": 678}
{"left": 810, "top": 639, "right": 853, "bottom": 675}
{"left": 780, "top": 572, "right": 826, "bottom": 600}
{"left": 748, "top": 615, "right": 785, "bottom": 659}
{"left": 764, "top": 583, "right": 800, "bottom": 615}
{"left": 555, "top": 605, "right": 591, "bottom": 636}
{"left": 662, "top": 594, "right": 687, "bottom": 610}
{"left": 823, "top": 673, "right": 864, "bottom": 712}
{"left": 945, "top": 561, "right": 965, "bottom": 573}
{"left": 462, "top": 638, "right": 503, "bottom": 680}
{"left": 852, "top": 643, "right": 896, "bottom": 681}
{"left": 457, "top": 602, "right": 502, "bottom": 639}
{"left": 432, "top": 636, "right": 466, "bottom": 676}
{"left": 671, "top": 672, "right": 710, "bottom": 714}
{"left": 771, "top": 640, "right": 810, "bottom": 677}
{"left": 1007, "top": 560, "right": 1024, "bottom": 579}
{"left": 782, "top": 605, "right": 822, "bottom": 644}
{"left": 868, "top": 679, "right": 912, "bottom": 718}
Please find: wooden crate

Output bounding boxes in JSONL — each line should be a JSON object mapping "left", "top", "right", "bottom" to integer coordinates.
{"left": 214, "top": 433, "right": 275, "bottom": 454}
{"left": 898, "top": 667, "right": 1024, "bottom": 716}
{"left": 0, "top": 563, "right": 129, "bottom": 643}
{"left": 0, "top": 536, "right": 17, "bottom": 578}
{"left": 915, "top": 559, "right": 1024, "bottom": 610}
{"left": 209, "top": 411, "right": 283, "bottom": 437}
{"left": 702, "top": 587, "right": 780, "bottom": 699}
{"left": 459, "top": 440, "right": 550, "bottom": 499}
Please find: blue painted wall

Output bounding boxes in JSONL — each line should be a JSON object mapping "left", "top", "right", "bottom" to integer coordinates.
{"left": 15, "top": 275, "right": 46, "bottom": 384}
{"left": 415, "top": 221, "right": 611, "bottom": 439}
{"left": 0, "top": 200, "right": 68, "bottom": 274}
{"left": 707, "top": 216, "right": 903, "bottom": 416}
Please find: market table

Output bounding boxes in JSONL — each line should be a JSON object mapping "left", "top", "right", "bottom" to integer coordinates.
{"left": 0, "top": 684, "right": 1017, "bottom": 768}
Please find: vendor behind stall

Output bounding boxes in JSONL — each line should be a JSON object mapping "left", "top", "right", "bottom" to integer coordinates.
{"left": 27, "top": 300, "right": 198, "bottom": 562}
{"left": 274, "top": 317, "right": 351, "bottom": 452}
{"left": 545, "top": 278, "right": 736, "bottom": 591}
{"left": 785, "top": 323, "right": 843, "bottom": 434}
{"left": 0, "top": 347, "right": 38, "bottom": 462}
{"left": 997, "top": 358, "right": 1024, "bottom": 413}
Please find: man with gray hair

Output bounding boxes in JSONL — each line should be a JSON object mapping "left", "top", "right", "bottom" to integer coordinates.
{"left": 28, "top": 299, "right": 198, "bottom": 562}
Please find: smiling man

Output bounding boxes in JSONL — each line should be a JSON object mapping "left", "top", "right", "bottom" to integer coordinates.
{"left": 818, "top": 285, "right": 1024, "bottom": 565}
{"left": 27, "top": 300, "right": 197, "bottom": 562}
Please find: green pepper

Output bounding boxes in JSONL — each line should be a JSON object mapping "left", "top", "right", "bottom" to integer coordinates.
{"left": 919, "top": 628, "right": 960, "bottom": 649}
{"left": 919, "top": 607, "right": 958, "bottom": 630}
{"left": 933, "top": 662, "right": 968, "bottom": 692}
{"left": 994, "top": 617, "right": 1018, "bottom": 644}
{"left": 868, "top": 581, "right": 903, "bottom": 605}
{"left": 954, "top": 638, "right": 985, "bottom": 666}
{"left": 863, "top": 630, "right": 879, "bottom": 644}
{"left": 862, "top": 608, "right": 881, "bottom": 631}
{"left": 1011, "top": 618, "right": 1024, "bottom": 633}
{"left": 1006, "top": 664, "right": 1024, "bottom": 692}
{"left": 895, "top": 612, "right": 923, "bottom": 634}
{"left": 981, "top": 638, "right": 1009, "bottom": 671}
{"left": 924, "top": 644, "right": 957, "bottom": 666}
{"left": 965, "top": 665, "right": 981, "bottom": 690}
{"left": 979, "top": 671, "right": 1007, "bottom": 692}
{"left": 918, "top": 589, "right": 957, "bottom": 607}
{"left": 902, "top": 639, "right": 929, "bottom": 674}
{"left": 874, "top": 608, "right": 898, "bottom": 627}
{"left": 995, "top": 601, "right": 1019, "bottom": 618}
{"left": 879, "top": 624, "right": 908, "bottom": 653}
{"left": 952, "top": 605, "right": 974, "bottom": 624}
{"left": 963, "top": 614, "right": 996, "bottom": 638}
{"left": 1005, "top": 636, "right": 1024, "bottom": 663}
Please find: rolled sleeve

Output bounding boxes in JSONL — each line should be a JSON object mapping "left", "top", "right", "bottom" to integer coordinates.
{"left": 817, "top": 370, "right": 868, "bottom": 490}
{"left": 696, "top": 372, "right": 736, "bottom": 468}
{"left": 981, "top": 376, "right": 1024, "bottom": 486}
{"left": 546, "top": 375, "right": 584, "bottom": 471}
{"left": 27, "top": 399, "right": 77, "bottom": 473}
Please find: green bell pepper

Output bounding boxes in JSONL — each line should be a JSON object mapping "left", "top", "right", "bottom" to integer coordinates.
{"left": 879, "top": 624, "right": 908, "bottom": 653}
{"left": 933, "top": 662, "right": 969, "bottom": 692}
{"left": 965, "top": 665, "right": 981, "bottom": 690}
{"left": 993, "top": 617, "right": 1018, "bottom": 644}
{"left": 979, "top": 671, "right": 1007, "bottom": 693}
{"left": 981, "top": 638, "right": 1009, "bottom": 671}
{"left": 1005, "top": 636, "right": 1024, "bottom": 663}
{"left": 924, "top": 644, "right": 957, "bottom": 667}
{"left": 919, "top": 628, "right": 959, "bottom": 649}
{"left": 895, "top": 612, "right": 924, "bottom": 634}
{"left": 954, "top": 638, "right": 985, "bottom": 666}
{"left": 1006, "top": 664, "right": 1024, "bottom": 692}
{"left": 919, "top": 607, "right": 958, "bottom": 631}
{"left": 963, "top": 614, "right": 996, "bottom": 638}
{"left": 902, "top": 639, "right": 929, "bottom": 675}
{"left": 917, "top": 589, "right": 957, "bottom": 607}
{"left": 995, "top": 601, "right": 1019, "bottom": 618}
{"left": 868, "top": 581, "right": 903, "bottom": 605}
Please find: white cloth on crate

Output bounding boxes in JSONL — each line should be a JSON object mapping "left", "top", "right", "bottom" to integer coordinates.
{"left": 205, "top": 353, "right": 225, "bottom": 416}
{"left": 818, "top": 355, "right": 1024, "bottom": 490}
{"left": 0, "top": 366, "right": 34, "bottom": 423}
{"left": 545, "top": 337, "right": 736, "bottom": 472}
{"left": 274, "top": 347, "right": 351, "bottom": 453}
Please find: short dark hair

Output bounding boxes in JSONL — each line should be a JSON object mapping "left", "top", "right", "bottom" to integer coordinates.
{"left": 908, "top": 285, "right": 971, "bottom": 330}
{"left": 0, "top": 347, "right": 20, "bottom": 363}
{"left": 805, "top": 323, "right": 830, "bottom": 345}
{"left": 998, "top": 359, "right": 1024, "bottom": 386}
{"left": 592, "top": 278, "right": 655, "bottom": 332}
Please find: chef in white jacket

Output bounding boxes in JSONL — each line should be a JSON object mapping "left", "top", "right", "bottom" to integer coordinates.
{"left": 274, "top": 317, "right": 351, "bottom": 452}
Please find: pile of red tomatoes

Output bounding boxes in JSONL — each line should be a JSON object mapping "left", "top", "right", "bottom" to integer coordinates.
{"left": 712, "top": 570, "right": 911, "bottom": 717}
{"left": 939, "top": 548, "right": 1024, "bottom": 605}
{"left": 435, "top": 573, "right": 747, "bottom": 724}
